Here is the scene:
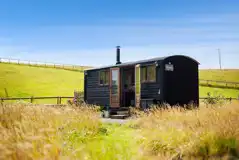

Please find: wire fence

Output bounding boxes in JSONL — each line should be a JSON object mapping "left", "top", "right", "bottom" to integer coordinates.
{"left": 0, "top": 57, "right": 238, "bottom": 89}
{"left": 0, "top": 57, "right": 238, "bottom": 104}
{"left": 199, "top": 79, "right": 239, "bottom": 89}
{"left": 0, "top": 57, "right": 93, "bottom": 72}
{"left": 0, "top": 96, "right": 76, "bottom": 104}
{"left": 0, "top": 96, "right": 238, "bottom": 105}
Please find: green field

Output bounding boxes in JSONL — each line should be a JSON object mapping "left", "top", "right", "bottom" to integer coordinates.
{"left": 200, "top": 86, "right": 239, "bottom": 97}
{"left": 199, "top": 69, "right": 239, "bottom": 98}
{"left": 199, "top": 69, "right": 239, "bottom": 82}
{"left": 0, "top": 63, "right": 84, "bottom": 103}
{"left": 0, "top": 63, "right": 238, "bottom": 103}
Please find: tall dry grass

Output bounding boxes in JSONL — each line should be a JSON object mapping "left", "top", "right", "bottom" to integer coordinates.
{"left": 1, "top": 101, "right": 239, "bottom": 160}
{"left": 133, "top": 101, "right": 239, "bottom": 159}
{"left": 0, "top": 103, "right": 100, "bottom": 160}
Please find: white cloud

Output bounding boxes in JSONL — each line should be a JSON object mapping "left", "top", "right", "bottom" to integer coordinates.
{"left": 2, "top": 41, "right": 237, "bottom": 69}
{"left": 0, "top": 13, "right": 239, "bottom": 69}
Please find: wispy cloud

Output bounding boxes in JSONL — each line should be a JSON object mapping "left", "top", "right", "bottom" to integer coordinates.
{"left": 0, "top": 13, "right": 239, "bottom": 69}
{"left": 104, "top": 13, "right": 239, "bottom": 26}
{"left": 2, "top": 41, "right": 237, "bottom": 69}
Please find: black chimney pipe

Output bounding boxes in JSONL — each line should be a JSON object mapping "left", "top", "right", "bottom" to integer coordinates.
{"left": 116, "top": 46, "right": 121, "bottom": 65}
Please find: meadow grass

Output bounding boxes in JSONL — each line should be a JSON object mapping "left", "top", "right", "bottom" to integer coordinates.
{"left": 200, "top": 86, "right": 239, "bottom": 98}
{"left": 0, "top": 63, "right": 84, "bottom": 102}
{"left": 131, "top": 101, "right": 239, "bottom": 159}
{"left": 1, "top": 101, "right": 239, "bottom": 160}
{"left": 0, "top": 103, "right": 101, "bottom": 160}
{"left": 199, "top": 69, "right": 239, "bottom": 98}
{"left": 1, "top": 63, "right": 239, "bottom": 100}
{"left": 199, "top": 69, "right": 239, "bottom": 82}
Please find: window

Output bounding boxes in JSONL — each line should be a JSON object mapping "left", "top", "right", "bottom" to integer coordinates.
{"left": 99, "top": 70, "right": 109, "bottom": 85}
{"left": 141, "top": 65, "right": 156, "bottom": 82}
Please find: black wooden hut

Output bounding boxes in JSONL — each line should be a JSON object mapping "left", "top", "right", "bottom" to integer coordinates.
{"left": 84, "top": 46, "right": 200, "bottom": 109}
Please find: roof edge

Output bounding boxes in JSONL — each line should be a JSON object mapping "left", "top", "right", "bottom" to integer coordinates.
{"left": 165, "top": 55, "right": 200, "bottom": 65}
{"left": 85, "top": 55, "right": 200, "bottom": 71}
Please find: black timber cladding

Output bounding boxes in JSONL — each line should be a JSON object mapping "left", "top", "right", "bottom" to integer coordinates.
{"left": 84, "top": 55, "right": 200, "bottom": 107}
{"left": 84, "top": 71, "right": 87, "bottom": 102}
{"left": 163, "top": 56, "right": 199, "bottom": 106}
{"left": 139, "top": 60, "right": 163, "bottom": 100}
{"left": 85, "top": 69, "right": 110, "bottom": 106}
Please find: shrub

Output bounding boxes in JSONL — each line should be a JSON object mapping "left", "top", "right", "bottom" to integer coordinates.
{"left": 203, "top": 91, "right": 229, "bottom": 106}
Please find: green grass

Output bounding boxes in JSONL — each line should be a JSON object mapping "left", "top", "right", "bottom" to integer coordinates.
{"left": 67, "top": 123, "right": 140, "bottom": 160}
{"left": 0, "top": 63, "right": 84, "bottom": 103}
{"left": 0, "top": 62, "right": 238, "bottom": 101}
{"left": 199, "top": 69, "right": 239, "bottom": 82}
{"left": 199, "top": 69, "right": 239, "bottom": 98}
{"left": 200, "top": 86, "right": 239, "bottom": 98}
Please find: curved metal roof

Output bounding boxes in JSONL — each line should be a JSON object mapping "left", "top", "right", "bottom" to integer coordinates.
{"left": 85, "top": 55, "right": 199, "bottom": 71}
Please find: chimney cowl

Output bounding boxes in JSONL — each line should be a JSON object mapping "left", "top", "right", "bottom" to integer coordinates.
{"left": 116, "top": 46, "right": 121, "bottom": 65}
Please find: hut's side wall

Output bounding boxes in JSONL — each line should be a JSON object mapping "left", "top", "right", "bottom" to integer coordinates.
{"left": 85, "top": 69, "right": 110, "bottom": 106}
{"left": 140, "top": 61, "right": 164, "bottom": 101}
{"left": 163, "top": 56, "right": 199, "bottom": 106}
{"left": 84, "top": 71, "right": 87, "bottom": 102}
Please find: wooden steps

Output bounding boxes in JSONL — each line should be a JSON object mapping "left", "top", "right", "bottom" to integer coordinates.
{"left": 110, "top": 114, "right": 128, "bottom": 119}
{"left": 108, "top": 107, "right": 130, "bottom": 119}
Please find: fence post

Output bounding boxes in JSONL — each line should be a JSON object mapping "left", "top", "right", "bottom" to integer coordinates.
{"left": 9, "top": 59, "right": 10, "bottom": 63}
{"left": 4, "top": 88, "right": 9, "bottom": 97}
{"left": 59, "top": 97, "right": 62, "bottom": 104}
{"left": 30, "top": 96, "right": 34, "bottom": 103}
{"left": 18, "top": 60, "right": 20, "bottom": 65}
{"left": 0, "top": 58, "right": 1, "bottom": 63}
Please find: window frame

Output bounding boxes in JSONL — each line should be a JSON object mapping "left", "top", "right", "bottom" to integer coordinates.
{"left": 141, "top": 64, "right": 156, "bottom": 83}
{"left": 99, "top": 69, "right": 109, "bottom": 86}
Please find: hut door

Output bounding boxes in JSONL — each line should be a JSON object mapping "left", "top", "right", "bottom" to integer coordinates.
{"left": 110, "top": 68, "right": 120, "bottom": 108}
{"left": 135, "top": 65, "right": 141, "bottom": 108}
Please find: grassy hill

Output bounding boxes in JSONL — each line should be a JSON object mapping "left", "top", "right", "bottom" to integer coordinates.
{"left": 0, "top": 63, "right": 238, "bottom": 104}
{"left": 199, "top": 69, "right": 239, "bottom": 98}
{"left": 0, "top": 63, "right": 84, "bottom": 103}
{"left": 199, "top": 69, "right": 239, "bottom": 82}
{"left": 200, "top": 86, "right": 238, "bottom": 97}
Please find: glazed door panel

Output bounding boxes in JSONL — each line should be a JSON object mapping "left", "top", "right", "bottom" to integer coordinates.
{"left": 110, "top": 68, "right": 120, "bottom": 107}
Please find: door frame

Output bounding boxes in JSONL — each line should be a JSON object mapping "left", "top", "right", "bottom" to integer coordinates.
{"left": 135, "top": 64, "right": 141, "bottom": 108}
{"left": 109, "top": 67, "right": 121, "bottom": 108}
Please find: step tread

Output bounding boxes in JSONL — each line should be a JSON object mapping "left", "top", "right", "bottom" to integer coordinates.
{"left": 110, "top": 114, "right": 129, "bottom": 119}
{"left": 116, "top": 111, "right": 130, "bottom": 113}
{"left": 110, "top": 107, "right": 130, "bottom": 111}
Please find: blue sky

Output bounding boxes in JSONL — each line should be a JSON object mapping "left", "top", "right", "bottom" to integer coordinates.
{"left": 0, "top": 0, "right": 239, "bottom": 69}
